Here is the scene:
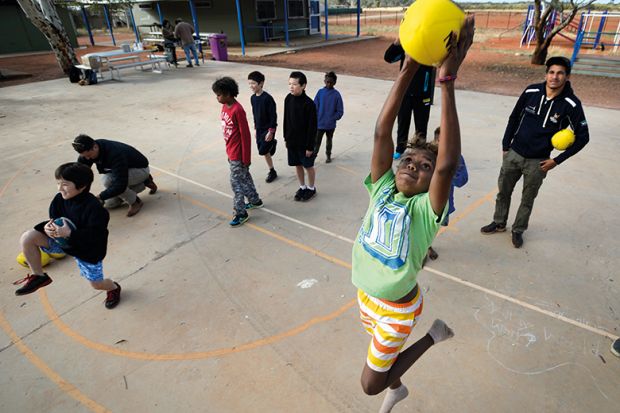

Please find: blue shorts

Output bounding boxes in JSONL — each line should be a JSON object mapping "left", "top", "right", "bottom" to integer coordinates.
{"left": 42, "top": 237, "right": 104, "bottom": 282}
{"left": 287, "top": 147, "right": 315, "bottom": 168}
{"left": 256, "top": 130, "right": 277, "bottom": 156}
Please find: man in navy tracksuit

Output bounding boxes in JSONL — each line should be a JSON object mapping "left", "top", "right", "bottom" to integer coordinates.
{"left": 481, "top": 56, "right": 589, "bottom": 248}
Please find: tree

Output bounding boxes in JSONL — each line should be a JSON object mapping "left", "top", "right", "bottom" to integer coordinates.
{"left": 530, "top": 0, "right": 596, "bottom": 65}
{"left": 16, "top": 0, "right": 78, "bottom": 75}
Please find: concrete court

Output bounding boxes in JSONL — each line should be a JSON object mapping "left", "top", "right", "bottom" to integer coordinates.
{"left": 0, "top": 60, "right": 618, "bottom": 413}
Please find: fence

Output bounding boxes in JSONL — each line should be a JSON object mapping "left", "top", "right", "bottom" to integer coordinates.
{"left": 323, "top": 9, "right": 528, "bottom": 31}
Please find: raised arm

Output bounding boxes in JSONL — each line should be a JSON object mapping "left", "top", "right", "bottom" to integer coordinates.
{"left": 371, "top": 58, "right": 419, "bottom": 183}
{"left": 428, "top": 15, "right": 475, "bottom": 216}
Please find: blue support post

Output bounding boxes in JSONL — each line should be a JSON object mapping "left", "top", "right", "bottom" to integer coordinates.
{"left": 324, "top": 0, "right": 329, "bottom": 41}
{"left": 103, "top": 4, "right": 116, "bottom": 46}
{"left": 356, "top": 0, "right": 361, "bottom": 37}
{"left": 188, "top": 0, "right": 202, "bottom": 58}
{"left": 593, "top": 11, "right": 608, "bottom": 50}
{"left": 128, "top": 7, "right": 140, "bottom": 43}
{"left": 284, "top": 0, "right": 289, "bottom": 47}
{"left": 571, "top": 22, "right": 585, "bottom": 65}
{"left": 80, "top": 5, "right": 95, "bottom": 46}
{"left": 156, "top": 2, "right": 164, "bottom": 26}
{"left": 234, "top": 0, "right": 245, "bottom": 56}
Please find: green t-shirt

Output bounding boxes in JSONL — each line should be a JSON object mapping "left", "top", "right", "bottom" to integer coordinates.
{"left": 352, "top": 169, "right": 445, "bottom": 301}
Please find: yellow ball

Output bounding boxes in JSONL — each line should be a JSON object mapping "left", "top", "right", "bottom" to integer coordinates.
{"left": 399, "top": 0, "right": 465, "bottom": 67}
{"left": 551, "top": 129, "right": 575, "bottom": 150}
{"left": 16, "top": 249, "right": 51, "bottom": 268}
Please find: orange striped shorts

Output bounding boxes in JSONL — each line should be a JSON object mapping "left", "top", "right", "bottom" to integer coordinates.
{"left": 357, "top": 288, "right": 424, "bottom": 373}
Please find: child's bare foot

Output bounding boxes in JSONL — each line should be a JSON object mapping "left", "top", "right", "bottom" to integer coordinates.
{"left": 379, "top": 384, "right": 409, "bottom": 413}
{"left": 427, "top": 319, "right": 454, "bottom": 344}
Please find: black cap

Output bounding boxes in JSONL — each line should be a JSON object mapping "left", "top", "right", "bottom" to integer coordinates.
{"left": 545, "top": 56, "right": 571, "bottom": 75}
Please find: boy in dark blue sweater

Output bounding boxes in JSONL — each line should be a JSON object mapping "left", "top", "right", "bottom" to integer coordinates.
{"left": 248, "top": 71, "right": 278, "bottom": 183}
{"left": 14, "top": 163, "right": 121, "bottom": 309}
{"left": 314, "top": 71, "right": 344, "bottom": 163}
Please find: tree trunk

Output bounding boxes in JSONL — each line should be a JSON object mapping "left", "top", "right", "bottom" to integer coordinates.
{"left": 16, "top": 0, "right": 78, "bottom": 75}
{"left": 531, "top": 42, "right": 549, "bottom": 65}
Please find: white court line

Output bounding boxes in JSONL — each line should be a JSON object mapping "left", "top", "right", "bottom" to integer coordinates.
{"left": 151, "top": 165, "right": 619, "bottom": 341}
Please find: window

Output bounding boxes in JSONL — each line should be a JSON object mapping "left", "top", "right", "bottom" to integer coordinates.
{"left": 288, "top": 0, "right": 305, "bottom": 19}
{"left": 256, "top": 0, "right": 276, "bottom": 21}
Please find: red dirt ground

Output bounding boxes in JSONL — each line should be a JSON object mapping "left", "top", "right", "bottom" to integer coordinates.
{"left": 1, "top": 28, "right": 619, "bottom": 110}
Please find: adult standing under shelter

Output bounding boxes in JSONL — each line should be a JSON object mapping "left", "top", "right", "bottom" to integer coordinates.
{"left": 161, "top": 19, "right": 178, "bottom": 67}
{"left": 480, "top": 56, "right": 589, "bottom": 248}
{"left": 73, "top": 135, "right": 158, "bottom": 217}
{"left": 384, "top": 38, "right": 435, "bottom": 159}
{"left": 174, "top": 18, "right": 199, "bottom": 68}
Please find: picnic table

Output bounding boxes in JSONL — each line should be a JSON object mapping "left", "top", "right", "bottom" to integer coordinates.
{"left": 79, "top": 49, "right": 168, "bottom": 81}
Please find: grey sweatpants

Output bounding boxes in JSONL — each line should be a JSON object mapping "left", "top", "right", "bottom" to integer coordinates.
{"left": 101, "top": 167, "right": 150, "bottom": 207}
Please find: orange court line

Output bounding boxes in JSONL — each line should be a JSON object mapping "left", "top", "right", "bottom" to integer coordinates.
{"left": 0, "top": 311, "right": 111, "bottom": 412}
{"left": 35, "top": 193, "right": 354, "bottom": 360}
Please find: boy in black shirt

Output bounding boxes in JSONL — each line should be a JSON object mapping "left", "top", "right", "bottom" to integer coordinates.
{"left": 248, "top": 71, "right": 278, "bottom": 183}
{"left": 283, "top": 71, "right": 318, "bottom": 201}
{"left": 14, "top": 163, "right": 121, "bottom": 309}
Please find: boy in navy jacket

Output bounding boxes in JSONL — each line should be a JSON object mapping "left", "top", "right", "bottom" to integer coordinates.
{"left": 314, "top": 71, "right": 344, "bottom": 163}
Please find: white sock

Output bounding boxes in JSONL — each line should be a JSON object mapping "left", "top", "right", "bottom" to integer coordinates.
{"left": 427, "top": 319, "right": 454, "bottom": 344}
{"left": 379, "top": 384, "right": 409, "bottom": 413}
{"left": 307, "top": 186, "right": 315, "bottom": 191}
{"left": 300, "top": 185, "right": 307, "bottom": 190}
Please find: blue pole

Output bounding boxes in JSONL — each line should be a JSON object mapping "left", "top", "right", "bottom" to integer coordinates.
{"left": 103, "top": 4, "right": 116, "bottom": 46}
{"left": 593, "top": 11, "right": 608, "bottom": 50}
{"left": 234, "top": 0, "right": 245, "bottom": 56}
{"left": 156, "top": 2, "right": 164, "bottom": 26}
{"left": 188, "top": 0, "right": 202, "bottom": 57}
{"left": 80, "top": 6, "right": 95, "bottom": 46}
{"left": 324, "top": 0, "right": 328, "bottom": 41}
{"left": 356, "top": 0, "right": 361, "bottom": 37}
{"left": 284, "top": 0, "right": 289, "bottom": 47}
{"left": 128, "top": 7, "right": 140, "bottom": 43}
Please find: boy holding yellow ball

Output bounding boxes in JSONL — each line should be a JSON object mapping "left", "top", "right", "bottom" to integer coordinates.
{"left": 352, "top": 16, "right": 474, "bottom": 413}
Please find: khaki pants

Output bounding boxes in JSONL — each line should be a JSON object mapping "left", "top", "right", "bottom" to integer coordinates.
{"left": 492, "top": 149, "right": 547, "bottom": 234}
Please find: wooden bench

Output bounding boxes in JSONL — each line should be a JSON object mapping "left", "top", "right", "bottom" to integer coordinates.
{"left": 109, "top": 58, "right": 168, "bottom": 80}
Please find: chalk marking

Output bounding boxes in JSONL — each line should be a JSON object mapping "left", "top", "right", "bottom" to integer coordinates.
{"left": 297, "top": 279, "right": 319, "bottom": 289}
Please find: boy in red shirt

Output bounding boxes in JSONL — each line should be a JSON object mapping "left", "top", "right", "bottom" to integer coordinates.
{"left": 212, "top": 77, "right": 263, "bottom": 227}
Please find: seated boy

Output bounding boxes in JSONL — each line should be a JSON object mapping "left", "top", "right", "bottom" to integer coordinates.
{"left": 14, "top": 162, "right": 121, "bottom": 309}
{"left": 351, "top": 17, "right": 474, "bottom": 412}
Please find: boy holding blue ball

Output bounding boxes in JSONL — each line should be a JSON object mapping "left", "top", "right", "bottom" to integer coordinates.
{"left": 14, "top": 162, "right": 121, "bottom": 309}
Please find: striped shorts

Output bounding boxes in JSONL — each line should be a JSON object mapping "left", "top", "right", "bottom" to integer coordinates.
{"left": 357, "top": 288, "right": 424, "bottom": 373}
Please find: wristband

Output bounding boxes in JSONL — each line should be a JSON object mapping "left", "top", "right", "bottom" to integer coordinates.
{"left": 438, "top": 75, "right": 457, "bottom": 83}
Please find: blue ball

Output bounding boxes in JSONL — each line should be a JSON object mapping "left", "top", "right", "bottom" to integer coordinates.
{"left": 53, "top": 217, "right": 76, "bottom": 247}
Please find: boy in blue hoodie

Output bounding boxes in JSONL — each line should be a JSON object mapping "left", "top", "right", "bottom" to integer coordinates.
{"left": 314, "top": 71, "right": 344, "bottom": 163}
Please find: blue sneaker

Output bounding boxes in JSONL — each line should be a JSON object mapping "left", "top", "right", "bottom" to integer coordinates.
{"left": 393, "top": 152, "right": 402, "bottom": 160}
{"left": 229, "top": 213, "right": 249, "bottom": 227}
{"left": 245, "top": 199, "right": 264, "bottom": 210}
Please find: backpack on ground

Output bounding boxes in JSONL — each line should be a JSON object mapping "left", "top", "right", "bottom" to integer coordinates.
{"left": 68, "top": 66, "right": 81, "bottom": 83}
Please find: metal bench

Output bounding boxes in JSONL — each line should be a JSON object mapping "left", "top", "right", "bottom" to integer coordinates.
{"left": 109, "top": 58, "right": 167, "bottom": 80}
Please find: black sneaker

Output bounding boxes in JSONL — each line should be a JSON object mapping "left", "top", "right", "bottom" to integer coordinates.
{"left": 480, "top": 222, "right": 506, "bottom": 234}
{"left": 326, "top": 156, "right": 332, "bottom": 163}
{"left": 14, "top": 274, "right": 52, "bottom": 296}
{"left": 611, "top": 339, "right": 620, "bottom": 357}
{"left": 266, "top": 169, "right": 278, "bottom": 183}
{"left": 187, "top": 63, "right": 193, "bottom": 68}
{"left": 105, "top": 282, "right": 121, "bottom": 309}
{"left": 302, "top": 188, "right": 316, "bottom": 201}
{"left": 294, "top": 188, "right": 306, "bottom": 201}
{"left": 511, "top": 231, "right": 524, "bottom": 248}
{"left": 245, "top": 199, "right": 264, "bottom": 210}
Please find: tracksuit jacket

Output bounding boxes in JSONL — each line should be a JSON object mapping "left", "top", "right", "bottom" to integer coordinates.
{"left": 502, "top": 81, "right": 589, "bottom": 165}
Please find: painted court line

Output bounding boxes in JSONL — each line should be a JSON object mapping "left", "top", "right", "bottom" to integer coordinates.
{"left": 152, "top": 165, "right": 619, "bottom": 341}
{"left": 0, "top": 312, "right": 110, "bottom": 413}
